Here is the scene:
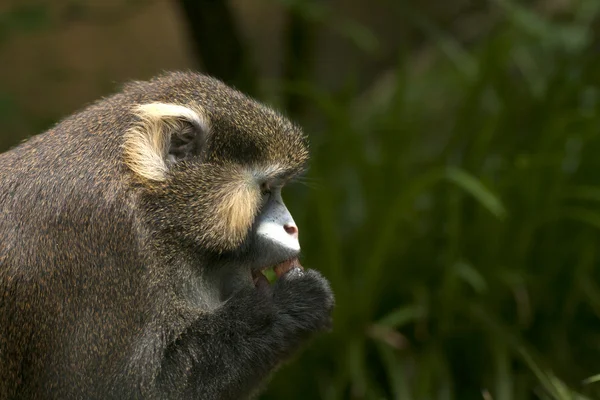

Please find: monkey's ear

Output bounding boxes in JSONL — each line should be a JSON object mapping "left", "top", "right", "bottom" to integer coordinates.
{"left": 124, "top": 103, "right": 210, "bottom": 181}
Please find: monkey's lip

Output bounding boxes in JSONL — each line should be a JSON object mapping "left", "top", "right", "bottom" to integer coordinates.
{"left": 252, "top": 257, "right": 303, "bottom": 284}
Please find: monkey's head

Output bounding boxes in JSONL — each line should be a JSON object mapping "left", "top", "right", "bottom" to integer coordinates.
{"left": 122, "top": 72, "right": 308, "bottom": 281}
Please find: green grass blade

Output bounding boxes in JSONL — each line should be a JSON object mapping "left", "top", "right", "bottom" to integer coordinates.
{"left": 445, "top": 167, "right": 507, "bottom": 219}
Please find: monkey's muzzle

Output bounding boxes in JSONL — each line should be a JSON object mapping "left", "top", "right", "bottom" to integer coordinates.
{"left": 252, "top": 257, "right": 303, "bottom": 288}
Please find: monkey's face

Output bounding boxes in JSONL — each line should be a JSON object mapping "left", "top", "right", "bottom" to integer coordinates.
{"left": 124, "top": 74, "right": 308, "bottom": 279}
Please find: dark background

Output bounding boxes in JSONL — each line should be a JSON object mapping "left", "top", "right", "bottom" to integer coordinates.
{"left": 1, "top": 1, "right": 600, "bottom": 399}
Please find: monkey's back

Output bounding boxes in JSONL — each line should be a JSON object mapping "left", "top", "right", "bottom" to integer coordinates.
{"left": 0, "top": 96, "right": 150, "bottom": 398}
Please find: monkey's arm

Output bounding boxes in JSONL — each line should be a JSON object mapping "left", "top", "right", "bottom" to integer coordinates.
{"left": 157, "top": 269, "right": 333, "bottom": 400}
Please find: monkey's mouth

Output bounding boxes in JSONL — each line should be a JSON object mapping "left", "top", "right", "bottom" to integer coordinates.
{"left": 251, "top": 257, "right": 303, "bottom": 288}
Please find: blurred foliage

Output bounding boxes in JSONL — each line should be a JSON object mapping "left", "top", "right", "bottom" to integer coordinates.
{"left": 3, "top": 0, "right": 600, "bottom": 399}
{"left": 268, "top": 1, "right": 600, "bottom": 399}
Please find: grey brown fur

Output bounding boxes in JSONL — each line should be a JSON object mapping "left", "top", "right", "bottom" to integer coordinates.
{"left": 0, "top": 72, "right": 334, "bottom": 399}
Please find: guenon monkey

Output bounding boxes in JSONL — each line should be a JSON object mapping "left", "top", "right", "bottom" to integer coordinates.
{"left": 0, "top": 72, "right": 334, "bottom": 399}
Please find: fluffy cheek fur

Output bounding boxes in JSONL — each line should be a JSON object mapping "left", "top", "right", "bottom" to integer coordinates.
{"left": 146, "top": 163, "right": 262, "bottom": 253}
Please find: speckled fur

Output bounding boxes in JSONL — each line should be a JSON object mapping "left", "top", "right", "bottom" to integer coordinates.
{"left": 0, "top": 72, "right": 333, "bottom": 400}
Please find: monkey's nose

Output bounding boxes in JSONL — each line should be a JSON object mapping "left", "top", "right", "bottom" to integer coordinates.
{"left": 283, "top": 223, "right": 298, "bottom": 239}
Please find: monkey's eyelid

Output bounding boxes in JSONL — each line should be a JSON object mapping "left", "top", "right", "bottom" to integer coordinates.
{"left": 260, "top": 181, "right": 271, "bottom": 194}
{"left": 269, "top": 170, "right": 297, "bottom": 185}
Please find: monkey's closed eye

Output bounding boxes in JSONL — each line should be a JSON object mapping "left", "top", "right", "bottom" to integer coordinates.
{"left": 260, "top": 182, "right": 272, "bottom": 202}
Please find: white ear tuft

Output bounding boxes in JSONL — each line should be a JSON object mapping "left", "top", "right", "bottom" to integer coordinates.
{"left": 123, "top": 103, "right": 209, "bottom": 181}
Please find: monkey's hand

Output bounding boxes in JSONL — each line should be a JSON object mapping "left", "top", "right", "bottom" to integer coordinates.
{"left": 157, "top": 268, "right": 333, "bottom": 400}
{"left": 271, "top": 268, "right": 334, "bottom": 346}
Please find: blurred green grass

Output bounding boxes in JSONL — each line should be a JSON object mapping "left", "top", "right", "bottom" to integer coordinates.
{"left": 264, "top": 1, "right": 600, "bottom": 399}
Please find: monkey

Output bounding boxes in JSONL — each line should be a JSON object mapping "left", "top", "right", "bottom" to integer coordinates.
{"left": 0, "top": 71, "right": 334, "bottom": 399}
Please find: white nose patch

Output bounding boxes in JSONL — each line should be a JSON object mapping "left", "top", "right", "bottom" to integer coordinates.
{"left": 255, "top": 192, "right": 300, "bottom": 253}
{"left": 256, "top": 220, "right": 300, "bottom": 252}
